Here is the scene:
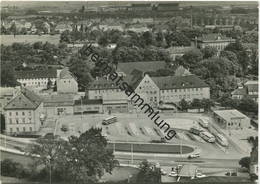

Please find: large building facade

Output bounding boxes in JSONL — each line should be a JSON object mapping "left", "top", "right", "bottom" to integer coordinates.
{"left": 4, "top": 88, "right": 44, "bottom": 134}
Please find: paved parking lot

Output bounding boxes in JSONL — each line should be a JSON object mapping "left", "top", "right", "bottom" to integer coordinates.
{"left": 40, "top": 112, "right": 247, "bottom": 159}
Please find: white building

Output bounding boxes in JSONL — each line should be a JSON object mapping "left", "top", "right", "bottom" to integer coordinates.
{"left": 57, "top": 68, "right": 78, "bottom": 94}
{"left": 135, "top": 74, "right": 210, "bottom": 106}
{"left": 4, "top": 88, "right": 44, "bottom": 134}
{"left": 15, "top": 69, "right": 56, "bottom": 91}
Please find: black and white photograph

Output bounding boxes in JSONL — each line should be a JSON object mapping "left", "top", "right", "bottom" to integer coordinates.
{"left": 0, "top": 1, "right": 259, "bottom": 183}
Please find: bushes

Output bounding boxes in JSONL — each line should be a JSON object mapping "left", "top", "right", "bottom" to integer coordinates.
{"left": 1, "top": 159, "right": 29, "bottom": 178}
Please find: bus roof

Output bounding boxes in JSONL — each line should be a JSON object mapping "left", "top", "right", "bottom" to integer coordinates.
{"left": 201, "top": 131, "right": 214, "bottom": 137}
{"left": 104, "top": 116, "right": 117, "bottom": 120}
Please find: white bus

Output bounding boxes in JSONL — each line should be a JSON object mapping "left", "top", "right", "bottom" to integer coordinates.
{"left": 102, "top": 116, "right": 117, "bottom": 125}
{"left": 199, "top": 131, "right": 216, "bottom": 143}
{"left": 198, "top": 118, "right": 209, "bottom": 128}
{"left": 189, "top": 126, "right": 203, "bottom": 135}
{"left": 216, "top": 133, "right": 228, "bottom": 147}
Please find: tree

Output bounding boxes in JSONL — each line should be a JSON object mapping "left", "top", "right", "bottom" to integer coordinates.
{"left": 179, "top": 99, "right": 189, "bottom": 111}
{"left": 238, "top": 97, "right": 258, "bottom": 114}
{"left": 1, "top": 114, "right": 5, "bottom": 133}
{"left": 239, "top": 157, "right": 250, "bottom": 170}
{"left": 136, "top": 160, "right": 161, "bottom": 183}
{"left": 62, "top": 128, "right": 115, "bottom": 183}
{"left": 181, "top": 48, "right": 203, "bottom": 70}
{"left": 202, "top": 46, "right": 217, "bottom": 59}
{"left": 98, "top": 35, "right": 109, "bottom": 47}
{"left": 201, "top": 98, "right": 214, "bottom": 112}
{"left": 69, "top": 57, "right": 93, "bottom": 90}
{"left": 165, "top": 31, "right": 191, "bottom": 47}
{"left": 60, "top": 30, "right": 71, "bottom": 43}
{"left": 141, "top": 31, "right": 154, "bottom": 46}
{"left": 1, "top": 63, "right": 18, "bottom": 87}
{"left": 1, "top": 159, "right": 29, "bottom": 178}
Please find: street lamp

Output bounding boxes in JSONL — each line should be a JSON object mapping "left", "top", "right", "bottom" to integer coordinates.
{"left": 46, "top": 155, "right": 52, "bottom": 184}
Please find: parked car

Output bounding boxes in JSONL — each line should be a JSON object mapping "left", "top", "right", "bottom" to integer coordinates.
{"left": 188, "top": 153, "right": 200, "bottom": 159}
{"left": 169, "top": 171, "right": 178, "bottom": 177}
{"left": 160, "top": 169, "right": 167, "bottom": 176}
{"left": 196, "top": 172, "right": 206, "bottom": 178}
{"left": 61, "top": 124, "right": 69, "bottom": 132}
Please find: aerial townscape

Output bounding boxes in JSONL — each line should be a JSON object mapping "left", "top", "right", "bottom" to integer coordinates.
{"left": 0, "top": 1, "right": 258, "bottom": 184}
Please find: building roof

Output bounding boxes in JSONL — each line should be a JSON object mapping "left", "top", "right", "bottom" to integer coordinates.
{"left": 15, "top": 69, "right": 57, "bottom": 79}
{"left": 245, "top": 80, "right": 258, "bottom": 85}
{"left": 150, "top": 75, "right": 209, "bottom": 90}
{"left": 179, "top": 165, "right": 198, "bottom": 177}
{"left": 88, "top": 78, "right": 120, "bottom": 90}
{"left": 0, "top": 87, "right": 18, "bottom": 97}
{"left": 117, "top": 61, "right": 166, "bottom": 76}
{"left": 4, "top": 88, "right": 42, "bottom": 110}
{"left": 42, "top": 94, "right": 74, "bottom": 107}
{"left": 59, "top": 68, "right": 75, "bottom": 79}
{"left": 196, "top": 34, "right": 235, "bottom": 42}
{"left": 231, "top": 88, "right": 247, "bottom": 96}
{"left": 74, "top": 98, "right": 102, "bottom": 105}
{"left": 213, "top": 109, "right": 249, "bottom": 122}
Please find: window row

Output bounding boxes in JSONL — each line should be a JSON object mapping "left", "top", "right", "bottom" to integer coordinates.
{"left": 9, "top": 118, "right": 32, "bottom": 124}
{"left": 9, "top": 111, "right": 32, "bottom": 116}
{"left": 94, "top": 89, "right": 121, "bottom": 94}
{"left": 10, "top": 127, "right": 33, "bottom": 133}
{"left": 161, "top": 88, "right": 203, "bottom": 93}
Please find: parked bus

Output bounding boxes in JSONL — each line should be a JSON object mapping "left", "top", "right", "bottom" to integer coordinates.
{"left": 216, "top": 133, "right": 228, "bottom": 147}
{"left": 199, "top": 131, "right": 216, "bottom": 143}
{"left": 189, "top": 126, "right": 203, "bottom": 135}
{"left": 198, "top": 118, "right": 209, "bottom": 128}
{"left": 102, "top": 116, "right": 117, "bottom": 125}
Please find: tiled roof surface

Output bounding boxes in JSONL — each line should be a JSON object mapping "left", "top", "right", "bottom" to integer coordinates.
{"left": 42, "top": 94, "right": 74, "bottom": 107}
{"left": 151, "top": 75, "right": 209, "bottom": 90}
{"left": 213, "top": 109, "right": 249, "bottom": 121}
{"left": 4, "top": 88, "right": 42, "bottom": 110}
{"left": 15, "top": 69, "right": 57, "bottom": 79}
{"left": 117, "top": 61, "right": 166, "bottom": 76}
{"left": 231, "top": 88, "right": 247, "bottom": 96}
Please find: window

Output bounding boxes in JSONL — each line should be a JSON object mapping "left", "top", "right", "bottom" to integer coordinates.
{"left": 9, "top": 119, "right": 12, "bottom": 124}
{"left": 16, "top": 127, "right": 19, "bottom": 132}
{"left": 28, "top": 111, "right": 31, "bottom": 116}
{"left": 23, "top": 127, "right": 26, "bottom": 132}
{"left": 22, "top": 118, "right": 25, "bottom": 123}
{"left": 16, "top": 112, "right": 18, "bottom": 116}
{"left": 16, "top": 119, "right": 19, "bottom": 124}
{"left": 28, "top": 118, "right": 32, "bottom": 123}
{"left": 10, "top": 128, "right": 12, "bottom": 132}
{"left": 9, "top": 112, "right": 12, "bottom": 116}
{"left": 22, "top": 112, "right": 25, "bottom": 116}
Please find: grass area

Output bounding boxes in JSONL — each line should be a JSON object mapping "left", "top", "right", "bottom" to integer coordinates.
{"left": 107, "top": 142, "right": 194, "bottom": 154}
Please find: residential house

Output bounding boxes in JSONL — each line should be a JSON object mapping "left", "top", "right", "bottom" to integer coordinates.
{"left": 213, "top": 109, "right": 251, "bottom": 130}
{"left": 192, "top": 34, "right": 235, "bottom": 52}
{"left": 55, "top": 23, "right": 73, "bottom": 33}
{"left": 57, "top": 68, "right": 78, "bottom": 94}
{"left": 15, "top": 69, "right": 57, "bottom": 91}
{"left": 4, "top": 88, "right": 44, "bottom": 134}
{"left": 231, "top": 80, "right": 258, "bottom": 102}
{"left": 0, "top": 87, "right": 19, "bottom": 114}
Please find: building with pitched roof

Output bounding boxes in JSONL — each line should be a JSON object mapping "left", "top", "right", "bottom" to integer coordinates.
{"left": 192, "top": 33, "right": 235, "bottom": 52}
{"left": 0, "top": 87, "right": 19, "bottom": 114}
{"left": 15, "top": 69, "right": 57, "bottom": 90}
{"left": 135, "top": 74, "right": 210, "bottom": 106}
{"left": 213, "top": 109, "right": 250, "bottom": 130}
{"left": 4, "top": 88, "right": 44, "bottom": 134}
{"left": 57, "top": 68, "right": 78, "bottom": 94}
{"left": 231, "top": 80, "right": 258, "bottom": 102}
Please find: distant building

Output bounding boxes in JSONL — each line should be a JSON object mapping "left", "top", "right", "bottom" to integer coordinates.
{"left": 213, "top": 109, "right": 251, "bottom": 130}
{"left": 130, "top": 3, "right": 152, "bottom": 11}
{"left": 102, "top": 93, "right": 129, "bottom": 113}
{"left": 174, "top": 66, "right": 191, "bottom": 76}
{"left": 126, "top": 25, "right": 151, "bottom": 33}
{"left": 231, "top": 80, "right": 258, "bottom": 102}
{"left": 87, "top": 78, "right": 123, "bottom": 100}
{"left": 156, "top": 2, "right": 179, "bottom": 11}
{"left": 166, "top": 46, "right": 193, "bottom": 61}
{"left": 42, "top": 93, "right": 75, "bottom": 116}
{"left": 57, "top": 68, "right": 78, "bottom": 94}
{"left": 55, "top": 23, "right": 73, "bottom": 33}
{"left": 0, "top": 87, "right": 19, "bottom": 114}
{"left": 192, "top": 34, "right": 235, "bottom": 52}
{"left": 15, "top": 69, "right": 56, "bottom": 90}
{"left": 4, "top": 88, "right": 44, "bottom": 134}
{"left": 74, "top": 99, "right": 103, "bottom": 114}
{"left": 99, "top": 25, "right": 124, "bottom": 32}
